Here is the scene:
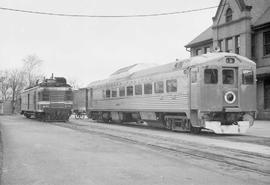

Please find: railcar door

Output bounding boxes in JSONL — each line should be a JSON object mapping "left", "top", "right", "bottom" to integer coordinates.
{"left": 200, "top": 67, "right": 222, "bottom": 111}
{"left": 222, "top": 67, "right": 239, "bottom": 107}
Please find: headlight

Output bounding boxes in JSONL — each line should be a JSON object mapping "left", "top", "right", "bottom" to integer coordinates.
{"left": 40, "top": 104, "right": 50, "bottom": 109}
{"left": 224, "top": 91, "right": 236, "bottom": 104}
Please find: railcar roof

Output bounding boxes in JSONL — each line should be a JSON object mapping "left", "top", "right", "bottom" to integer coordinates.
{"left": 183, "top": 52, "right": 255, "bottom": 68}
{"left": 87, "top": 52, "right": 255, "bottom": 87}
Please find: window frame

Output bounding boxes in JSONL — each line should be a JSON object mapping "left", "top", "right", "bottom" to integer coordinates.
{"left": 105, "top": 89, "right": 111, "bottom": 98}
{"left": 195, "top": 48, "right": 202, "bottom": 56}
{"left": 235, "top": 35, "right": 240, "bottom": 54}
{"left": 225, "top": 8, "right": 233, "bottom": 23}
{"left": 222, "top": 69, "right": 235, "bottom": 85}
{"left": 126, "top": 85, "right": 134, "bottom": 96}
{"left": 204, "top": 47, "right": 210, "bottom": 54}
{"left": 144, "top": 83, "right": 153, "bottom": 95}
{"left": 111, "top": 89, "right": 117, "bottom": 98}
{"left": 135, "top": 84, "right": 142, "bottom": 95}
{"left": 264, "top": 79, "right": 270, "bottom": 110}
{"left": 242, "top": 69, "right": 254, "bottom": 85}
{"left": 166, "top": 79, "right": 178, "bottom": 93}
{"left": 218, "top": 40, "right": 223, "bottom": 52}
{"left": 225, "top": 37, "right": 233, "bottom": 53}
{"left": 263, "top": 31, "right": 270, "bottom": 56}
{"left": 191, "top": 70, "right": 198, "bottom": 84}
{"left": 204, "top": 68, "right": 218, "bottom": 84}
{"left": 119, "top": 87, "right": 125, "bottom": 97}
{"left": 154, "top": 81, "right": 164, "bottom": 94}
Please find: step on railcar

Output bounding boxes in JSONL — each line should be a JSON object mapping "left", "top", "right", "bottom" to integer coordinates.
{"left": 20, "top": 77, "right": 73, "bottom": 121}
{"left": 83, "top": 52, "right": 256, "bottom": 134}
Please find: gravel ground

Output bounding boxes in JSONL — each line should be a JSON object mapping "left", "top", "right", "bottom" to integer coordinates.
{"left": 0, "top": 115, "right": 269, "bottom": 185}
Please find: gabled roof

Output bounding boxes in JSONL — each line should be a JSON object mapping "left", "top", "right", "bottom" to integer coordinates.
{"left": 186, "top": 0, "right": 270, "bottom": 48}
{"left": 185, "top": 26, "right": 213, "bottom": 48}
{"left": 244, "top": 0, "right": 270, "bottom": 24}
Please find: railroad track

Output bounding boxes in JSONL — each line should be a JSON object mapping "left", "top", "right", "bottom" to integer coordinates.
{"left": 51, "top": 120, "right": 270, "bottom": 183}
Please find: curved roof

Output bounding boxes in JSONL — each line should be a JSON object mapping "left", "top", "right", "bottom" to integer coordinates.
{"left": 87, "top": 52, "right": 255, "bottom": 88}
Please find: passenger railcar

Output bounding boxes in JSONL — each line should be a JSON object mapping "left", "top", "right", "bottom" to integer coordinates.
{"left": 20, "top": 77, "right": 73, "bottom": 121}
{"left": 84, "top": 52, "right": 256, "bottom": 134}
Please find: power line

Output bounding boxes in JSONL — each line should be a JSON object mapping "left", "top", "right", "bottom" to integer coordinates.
{"left": 0, "top": 5, "right": 219, "bottom": 18}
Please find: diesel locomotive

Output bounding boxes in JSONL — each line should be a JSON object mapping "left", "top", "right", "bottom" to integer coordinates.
{"left": 20, "top": 77, "right": 73, "bottom": 121}
{"left": 79, "top": 52, "right": 256, "bottom": 134}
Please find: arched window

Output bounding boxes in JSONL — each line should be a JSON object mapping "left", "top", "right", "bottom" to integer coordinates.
{"left": 226, "top": 8, "right": 233, "bottom": 22}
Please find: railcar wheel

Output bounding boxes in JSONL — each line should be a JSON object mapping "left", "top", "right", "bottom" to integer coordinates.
{"left": 25, "top": 114, "right": 31, "bottom": 119}
{"left": 190, "top": 126, "right": 201, "bottom": 134}
{"left": 75, "top": 114, "right": 80, "bottom": 119}
{"left": 80, "top": 114, "right": 85, "bottom": 119}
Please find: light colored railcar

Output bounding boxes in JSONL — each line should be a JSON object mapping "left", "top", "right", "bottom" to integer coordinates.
{"left": 86, "top": 52, "right": 256, "bottom": 134}
{"left": 20, "top": 77, "right": 73, "bottom": 121}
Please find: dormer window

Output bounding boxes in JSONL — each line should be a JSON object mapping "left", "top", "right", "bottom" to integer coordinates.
{"left": 226, "top": 8, "right": 232, "bottom": 22}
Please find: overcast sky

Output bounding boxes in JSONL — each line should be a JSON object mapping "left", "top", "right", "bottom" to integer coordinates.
{"left": 0, "top": 0, "right": 219, "bottom": 87}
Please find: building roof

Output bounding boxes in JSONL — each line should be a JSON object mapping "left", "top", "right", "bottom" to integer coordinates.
{"left": 186, "top": 0, "right": 270, "bottom": 48}
{"left": 185, "top": 26, "right": 213, "bottom": 48}
{"left": 253, "top": 7, "right": 270, "bottom": 27}
{"left": 244, "top": 0, "right": 270, "bottom": 25}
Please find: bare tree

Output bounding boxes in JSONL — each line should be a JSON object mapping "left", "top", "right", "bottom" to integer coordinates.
{"left": 9, "top": 69, "right": 25, "bottom": 113}
{"left": 23, "top": 54, "right": 43, "bottom": 87}
{"left": 0, "top": 70, "right": 11, "bottom": 101}
{"left": 68, "top": 78, "right": 80, "bottom": 89}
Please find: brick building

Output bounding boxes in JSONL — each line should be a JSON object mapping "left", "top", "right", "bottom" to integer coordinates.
{"left": 185, "top": 0, "right": 270, "bottom": 119}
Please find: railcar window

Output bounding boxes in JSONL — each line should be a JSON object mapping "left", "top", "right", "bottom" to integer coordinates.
{"left": 154, "top": 81, "right": 164, "bottom": 93}
{"left": 106, "top": 90, "right": 110, "bottom": 98}
{"left": 144, "top": 83, "right": 152, "bottom": 94}
{"left": 127, "top": 86, "right": 133, "bottom": 96}
{"left": 222, "top": 69, "right": 234, "bottom": 84}
{"left": 135, "top": 84, "right": 142, "bottom": 95}
{"left": 38, "top": 92, "right": 41, "bottom": 101}
{"left": 204, "top": 69, "right": 218, "bottom": 84}
{"left": 242, "top": 70, "right": 254, "bottom": 84}
{"left": 42, "top": 90, "right": 50, "bottom": 101}
{"left": 119, "top": 87, "right": 125, "bottom": 97}
{"left": 112, "top": 89, "right": 117, "bottom": 97}
{"left": 191, "top": 71, "right": 197, "bottom": 83}
{"left": 65, "top": 91, "right": 73, "bottom": 101}
{"left": 166, "top": 79, "right": 177, "bottom": 92}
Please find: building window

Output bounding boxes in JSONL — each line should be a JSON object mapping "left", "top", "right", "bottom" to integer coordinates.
{"left": 204, "top": 47, "right": 210, "bottom": 53}
{"left": 218, "top": 40, "right": 223, "bottom": 51}
{"left": 226, "top": 8, "right": 232, "bottom": 22}
{"left": 235, "top": 35, "right": 240, "bottom": 54}
{"left": 135, "top": 84, "right": 142, "bottom": 95}
{"left": 226, "top": 37, "right": 233, "bottom": 53}
{"left": 166, "top": 79, "right": 177, "bottom": 93}
{"left": 195, "top": 48, "right": 202, "bottom": 56}
{"left": 154, "top": 81, "right": 164, "bottom": 93}
{"left": 251, "top": 34, "right": 256, "bottom": 58}
{"left": 144, "top": 83, "right": 152, "bottom": 94}
{"left": 126, "top": 86, "right": 133, "bottom": 96}
{"left": 204, "top": 69, "right": 218, "bottom": 84}
{"left": 264, "top": 79, "right": 270, "bottom": 109}
{"left": 119, "top": 87, "right": 125, "bottom": 97}
{"left": 263, "top": 31, "right": 270, "bottom": 56}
